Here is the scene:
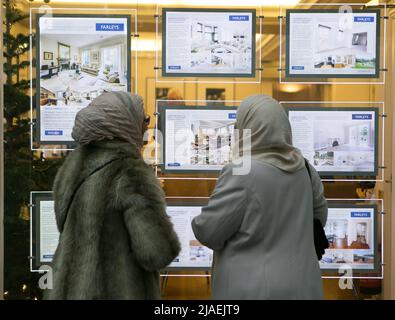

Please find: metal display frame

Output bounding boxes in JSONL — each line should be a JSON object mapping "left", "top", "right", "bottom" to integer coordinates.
{"left": 29, "top": 7, "right": 138, "bottom": 151}
{"left": 278, "top": 3, "right": 388, "bottom": 85}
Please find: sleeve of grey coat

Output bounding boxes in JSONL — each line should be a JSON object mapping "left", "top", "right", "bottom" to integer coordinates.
{"left": 191, "top": 165, "right": 247, "bottom": 251}
{"left": 117, "top": 164, "right": 181, "bottom": 272}
{"left": 309, "top": 163, "right": 328, "bottom": 227}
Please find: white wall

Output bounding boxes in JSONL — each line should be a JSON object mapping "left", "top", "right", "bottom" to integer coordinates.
{"left": 40, "top": 36, "right": 58, "bottom": 67}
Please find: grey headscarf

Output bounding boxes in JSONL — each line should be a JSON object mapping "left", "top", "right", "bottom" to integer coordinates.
{"left": 236, "top": 94, "right": 305, "bottom": 173}
{"left": 72, "top": 91, "right": 145, "bottom": 153}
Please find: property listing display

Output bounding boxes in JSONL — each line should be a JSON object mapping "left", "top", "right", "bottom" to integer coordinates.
{"left": 162, "top": 9, "right": 256, "bottom": 77}
{"left": 320, "top": 206, "right": 377, "bottom": 272}
{"left": 32, "top": 194, "right": 212, "bottom": 269}
{"left": 37, "top": 14, "right": 131, "bottom": 143}
{"left": 287, "top": 108, "right": 378, "bottom": 176}
{"left": 160, "top": 106, "right": 237, "bottom": 173}
{"left": 30, "top": 193, "right": 59, "bottom": 269}
{"left": 167, "top": 205, "right": 213, "bottom": 269}
{"left": 286, "top": 10, "right": 380, "bottom": 78}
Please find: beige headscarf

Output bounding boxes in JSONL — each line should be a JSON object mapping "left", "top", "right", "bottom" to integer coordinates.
{"left": 72, "top": 91, "right": 145, "bottom": 153}
{"left": 236, "top": 94, "right": 305, "bottom": 173}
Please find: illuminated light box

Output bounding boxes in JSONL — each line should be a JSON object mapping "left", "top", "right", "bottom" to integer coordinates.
{"left": 36, "top": 14, "right": 132, "bottom": 144}
{"left": 166, "top": 204, "right": 212, "bottom": 270}
{"left": 321, "top": 204, "right": 378, "bottom": 273}
{"left": 159, "top": 105, "right": 238, "bottom": 174}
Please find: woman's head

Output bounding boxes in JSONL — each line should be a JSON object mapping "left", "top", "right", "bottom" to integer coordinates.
{"left": 236, "top": 94, "right": 304, "bottom": 173}
{"left": 72, "top": 91, "right": 147, "bottom": 151}
{"left": 236, "top": 94, "right": 293, "bottom": 151}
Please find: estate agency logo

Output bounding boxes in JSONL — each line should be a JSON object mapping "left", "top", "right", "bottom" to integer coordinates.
{"left": 96, "top": 23, "right": 124, "bottom": 32}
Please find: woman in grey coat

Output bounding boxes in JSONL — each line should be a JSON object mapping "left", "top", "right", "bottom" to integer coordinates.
{"left": 192, "top": 95, "right": 328, "bottom": 300}
{"left": 45, "top": 92, "right": 180, "bottom": 300}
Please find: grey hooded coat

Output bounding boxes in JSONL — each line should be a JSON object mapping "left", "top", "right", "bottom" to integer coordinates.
{"left": 192, "top": 95, "right": 328, "bottom": 300}
{"left": 45, "top": 140, "right": 180, "bottom": 300}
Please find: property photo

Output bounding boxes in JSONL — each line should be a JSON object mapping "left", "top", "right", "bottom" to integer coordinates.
{"left": 190, "top": 17, "right": 252, "bottom": 72}
{"left": 321, "top": 215, "right": 375, "bottom": 269}
{"left": 321, "top": 250, "right": 354, "bottom": 265}
{"left": 313, "top": 20, "right": 377, "bottom": 72}
{"left": 313, "top": 118, "right": 375, "bottom": 170}
{"left": 206, "top": 88, "right": 226, "bottom": 106}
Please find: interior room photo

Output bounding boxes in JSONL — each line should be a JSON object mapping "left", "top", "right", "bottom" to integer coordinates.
{"left": 314, "top": 20, "right": 377, "bottom": 71}
{"left": 39, "top": 33, "right": 128, "bottom": 108}
{"left": 189, "top": 120, "right": 234, "bottom": 166}
{"left": 313, "top": 119, "right": 375, "bottom": 169}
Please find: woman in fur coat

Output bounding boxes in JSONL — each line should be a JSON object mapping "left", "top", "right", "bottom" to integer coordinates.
{"left": 45, "top": 92, "right": 180, "bottom": 300}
